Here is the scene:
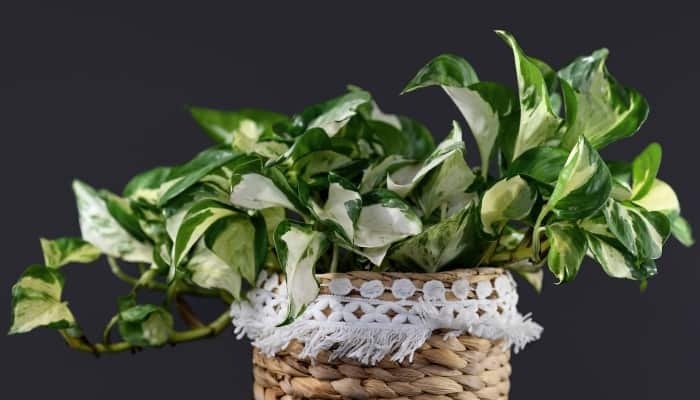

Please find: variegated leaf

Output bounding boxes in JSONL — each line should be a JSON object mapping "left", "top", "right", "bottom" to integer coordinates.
{"left": 204, "top": 214, "right": 267, "bottom": 286}
{"left": 547, "top": 136, "right": 611, "bottom": 220}
{"left": 389, "top": 202, "right": 483, "bottom": 272}
{"left": 117, "top": 296, "right": 173, "bottom": 347}
{"left": 354, "top": 190, "right": 422, "bottom": 249}
{"left": 273, "top": 222, "right": 327, "bottom": 318}
{"left": 559, "top": 49, "right": 649, "bottom": 150}
{"left": 40, "top": 237, "right": 101, "bottom": 269}
{"left": 546, "top": 222, "right": 586, "bottom": 283}
{"left": 415, "top": 149, "right": 475, "bottom": 218}
{"left": 9, "top": 265, "right": 76, "bottom": 334}
{"left": 480, "top": 176, "right": 535, "bottom": 235}
{"left": 73, "top": 180, "right": 153, "bottom": 263}
{"left": 387, "top": 121, "right": 465, "bottom": 197}
{"left": 496, "top": 30, "right": 562, "bottom": 159}
{"left": 172, "top": 199, "right": 237, "bottom": 267}
{"left": 185, "top": 241, "right": 242, "bottom": 299}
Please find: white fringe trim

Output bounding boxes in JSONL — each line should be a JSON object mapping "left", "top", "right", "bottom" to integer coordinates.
{"left": 231, "top": 272, "right": 543, "bottom": 365}
{"left": 253, "top": 321, "right": 433, "bottom": 364}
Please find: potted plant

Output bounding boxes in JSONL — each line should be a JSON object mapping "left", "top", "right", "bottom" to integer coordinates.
{"left": 9, "top": 31, "right": 692, "bottom": 399}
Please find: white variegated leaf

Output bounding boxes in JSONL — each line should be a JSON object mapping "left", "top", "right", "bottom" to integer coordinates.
{"left": 585, "top": 234, "right": 636, "bottom": 279}
{"left": 359, "top": 154, "right": 411, "bottom": 194}
{"left": 274, "top": 222, "right": 326, "bottom": 318}
{"left": 389, "top": 202, "right": 482, "bottom": 272}
{"left": 387, "top": 122, "right": 464, "bottom": 197}
{"left": 633, "top": 179, "right": 680, "bottom": 214}
{"left": 307, "top": 90, "right": 371, "bottom": 137}
{"left": 73, "top": 180, "right": 153, "bottom": 263}
{"left": 186, "top": 241, "right": 242, "bottom": 299}
{"left": 40, "top": 237, "right": 101, "bottom": 269}
{"left": 480, "top": 176, "right": 535, "bottom": 235}
{"left": 547, "top": 136, "right": 611, "bottom": 220}
{"left": 546, "top": 222, "right": 586, "bottom": 283}
{"left": 230, "top": 173, "right": 300, "bottom": 213}
{"left": 171, "top": 200, "right": 237, "bottom": 267}
{"left": 354, "top": 192, "right": 422, "bottom": 249}
{"left": 496, "top": 30, "right": 562, "bottom": 159}
{"left": 415, "top": 151, "right": 475, "bottom": 218}
{"left": 231, "top": 119, "right": 288, "bottom": 158}
{"left": 312, "top": 178, "right": 362, "bottom": 242}
{"left": 10, "top": 266, "right": 76, "bottom": 335}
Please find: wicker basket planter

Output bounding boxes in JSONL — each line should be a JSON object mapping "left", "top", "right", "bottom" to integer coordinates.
{"left": 234, "top": 268, "right": 540, "bottom": 400}
{"left": 252, "top": 333, "right": 510, "bottom": 400}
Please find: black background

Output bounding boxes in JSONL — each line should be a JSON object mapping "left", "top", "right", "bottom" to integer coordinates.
{"left": 2, "top": 2, "right": 698, "bottom": 399}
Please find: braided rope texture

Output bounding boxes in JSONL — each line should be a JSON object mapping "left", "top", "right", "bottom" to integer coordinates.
{"left": 251, "top": 269, "right": 512, "bottom": 399}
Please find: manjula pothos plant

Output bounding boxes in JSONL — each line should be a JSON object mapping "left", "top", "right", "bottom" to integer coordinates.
{"left": 9, "top": 31, "right": 693, "bottom": 354}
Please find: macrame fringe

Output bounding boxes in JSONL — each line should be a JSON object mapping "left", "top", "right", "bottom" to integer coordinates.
{"left": 254, "top": 321, "right": 433, "bottom": 365}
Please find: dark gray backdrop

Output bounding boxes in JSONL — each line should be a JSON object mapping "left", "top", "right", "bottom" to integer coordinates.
{"left": 2, "top": 2, "right": 698, "bottom": 399}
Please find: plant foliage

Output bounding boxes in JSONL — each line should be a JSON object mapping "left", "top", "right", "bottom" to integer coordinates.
{"left": 9, "top": 31, "right": 692, "bottom": 354}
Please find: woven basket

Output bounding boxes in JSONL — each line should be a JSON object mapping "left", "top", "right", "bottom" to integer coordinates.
{"left": 251, "top": 268, "right": 512, "bottom": 400}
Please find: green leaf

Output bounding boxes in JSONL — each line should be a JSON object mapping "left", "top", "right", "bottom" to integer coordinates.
{"left": 40, "top": 237, "right": 101, "bottom": 268}
{"left": 389, "top": 202, "right": 485, "bottom": 272}
{"left": 229, "top": 172, "right": 304, "bottom": 214}
{"left": 123, "top": 166, "right": 172, "bottom": 203}
{"left": 547, "top": 137, "right": 612, "bottom": 220}
{"left": 449, "top": 81, "right": 519, "bottom": 174}
{"left": 402, "top": 54, "right": 479, "bottom": 93}
{"left": 632, "top": 207, "right": 670, "bottom": 259}
{"left": 585, "top": 233, "right": 656, "bottom": 280}
{"left": 546, "top": 222, "right": 586, "bottom": 283}
{"left": 355, "top": 190, "right": 423, "bottom": 249}
{"left": 631, "top": 143, "right": 662, "bottom": 199}
{"left": 204, "top": 213, "right": 267, "bottom": 285}
{"left": 607, "top": 160, "right": 633, "bottom": 201}
{"left": 189, "top": 106, "right": 289, "bottom": 146}
{"left": 261, "top": 207, "right": 286, "bottom": 242}
{"left": 73, "top": 180, "right": 153, "bottom": 263}
{"left": 267, "top": 127, "right": 331, "bottom": 167}
{"left": 185, "top": 241, "right": 242, "bottom": 299}
{"left": 415, "top": 150, "right": 475, "bottom": 218}
{"left": 304, "top": 90, "right": 372, "bottom": 137}
{"left": 506, "top": 146, "right": 569, "bottom": 185}
{"left": 387, "top": 121, "right": 465, "bottom": 197}
{"left": 118, "top": 299, "right": 173, "bottom": 347}
{"left": 172, "top": 199, "right": 237, "bottom": 266}
{"left": 273, "top": 222, "right": 327, "bottom": 318}
{"left": 9, "top": 265, "right": 76, "bottom": 334}
{"left": 102, "top": 190, "right": 150, "bottom": 243}
{"left": 530, "top": 56, "right": 562, "bottom": 116}
{"left": 632, "top": 179, "right": 679, "bottom": 214}
{"left": 496, "top": 30, "right": 562, "bottom": 160}
{"left": 291, "top": 150, "right": 353, "bottom": 180}
{"left": 311, "top": 174, "right": 362, "bottom": 243}
{"left": 480, "top": 176, "right": 536, "bottom": 235}
{"left": 670, "top": 215, "right": 694, "bottom": 247}
{"left": 403, "top": 54, "right": 517, "bottom": 176}
{"left": 558, "top": 48, "right": 649, "bottom": 149}
{"left": 601, "top": 200, "right": 638, "bottom": 254}
{"left": 395, "top": 116, "right": 436, "bottom": 160}
{"left": 359, "top": 155, "right": 411, "bottom": 194}
{"left": 158, "top": 148, "right": 238, "bottom": 206}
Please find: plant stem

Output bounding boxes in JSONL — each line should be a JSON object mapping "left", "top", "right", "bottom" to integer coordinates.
{"left": 60, "top": 310, "right": 232, "bottom": 355}
{"left": 531, "top": 205, "right": 551, "bottom": 261}
{"left": 102, "top": 315, "right": 119, "bottom": 344}
{"left": 329, "top": 244, "right": 339, "bottom": 273}
{"left": 107, "top": 257, "right": 167, "bottom": 291}
{"left": 175, "top": 296, "right": 205, "bottom": 329}
{"left": 107, "top": 256, "right": 217, "bottom": 298}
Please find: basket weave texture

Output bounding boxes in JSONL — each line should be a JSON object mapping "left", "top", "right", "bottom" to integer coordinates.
{"left": 252, "top": 269, "right": 512, "bottom": 400}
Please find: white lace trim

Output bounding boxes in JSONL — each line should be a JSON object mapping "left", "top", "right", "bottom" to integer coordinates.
{"left": 231, "top": 271, "right": 542, "bottom": 365}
